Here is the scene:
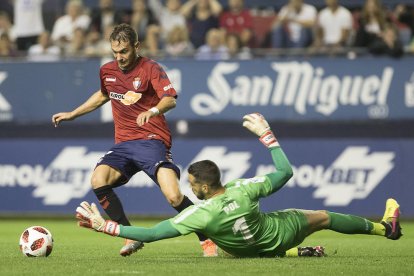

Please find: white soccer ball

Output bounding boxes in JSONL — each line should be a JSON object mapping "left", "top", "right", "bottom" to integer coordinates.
{"left": 19, "top": 226, "right": 54, "bottom": 257}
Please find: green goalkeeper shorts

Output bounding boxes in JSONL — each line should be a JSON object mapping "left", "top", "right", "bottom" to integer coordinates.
{"left": 265, "top": 209, "right": 310, "bottom": 257}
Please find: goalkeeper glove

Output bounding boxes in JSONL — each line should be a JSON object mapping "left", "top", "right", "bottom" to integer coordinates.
{"left": 76, "top": 201, "right": 120, "bottom": 236}
{"left": 242, "top": 113, "right": 279, "bottom": 148}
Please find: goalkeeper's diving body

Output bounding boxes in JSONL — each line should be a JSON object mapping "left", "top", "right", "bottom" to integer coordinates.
{"left": 76, "top": 113, "right": 403, "bottom": 258}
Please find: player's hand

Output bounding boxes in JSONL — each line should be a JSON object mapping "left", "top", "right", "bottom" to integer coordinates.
{"left": 76, "top": 201, "right": 119, "bottom": 236}
{"left": 136, "top": 110, "right": 156, "bottom": 126}
{"left": 242, "top": 113, "right": 271, "bottom": 136}
{"left": 242, "top": 113, "right": 279, "bottom": 148}
{"left": 52, "top": 112, "right": 75, "bottom": 127}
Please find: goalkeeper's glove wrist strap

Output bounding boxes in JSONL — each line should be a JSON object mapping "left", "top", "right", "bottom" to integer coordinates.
{"left": 103, "top": 220, "right": 120, "bottom": 236}
{"left": 259, "top": 130, "right": 279, "bottom": 148}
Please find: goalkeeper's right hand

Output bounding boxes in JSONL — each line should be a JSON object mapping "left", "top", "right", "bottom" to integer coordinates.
{"left": 76, "top": 201, "right": 120, "bottom": 236}
{"left": 243, "top": 113, "right": 279, "bottom": 148}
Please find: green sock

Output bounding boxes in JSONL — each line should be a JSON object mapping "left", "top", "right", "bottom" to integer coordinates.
{"left": 327, "top": 212, "right": 374, "bottom": 234}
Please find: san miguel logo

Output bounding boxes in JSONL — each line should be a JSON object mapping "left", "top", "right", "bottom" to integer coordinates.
{"left": 133, "top": 77, "right": 141, "bottom": 90}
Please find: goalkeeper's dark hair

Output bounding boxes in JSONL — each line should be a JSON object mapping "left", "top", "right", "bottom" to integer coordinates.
{"left": 110, "top": 23, "right": 138, "bottom": 47}
{"left": 188, "top": 160, "right": 222, "bottom": 188}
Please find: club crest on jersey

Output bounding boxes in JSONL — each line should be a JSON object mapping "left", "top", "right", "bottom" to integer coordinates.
{"left": 133, "top": 77, "right": 141, "bottom": 90}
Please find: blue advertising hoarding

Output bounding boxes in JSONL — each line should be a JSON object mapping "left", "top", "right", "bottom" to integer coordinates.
{"left": 0, "top": 57, "right": 414, "bottom": 123}
{"left": 0, "top": 138, "right": 413, "bottom": 217}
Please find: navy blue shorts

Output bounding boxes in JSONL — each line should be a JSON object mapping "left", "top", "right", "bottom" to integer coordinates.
{"left": 96, "top": 139, "right": 180, "bottom": 186}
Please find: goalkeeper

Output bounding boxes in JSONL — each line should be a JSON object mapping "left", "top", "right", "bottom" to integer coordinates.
{"left": 76, "top": 113, "right": 402, "bottom": 258}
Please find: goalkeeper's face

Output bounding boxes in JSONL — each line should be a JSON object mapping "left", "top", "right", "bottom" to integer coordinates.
{"left": 189, "top": 174, "right": 207, "bottom": 200}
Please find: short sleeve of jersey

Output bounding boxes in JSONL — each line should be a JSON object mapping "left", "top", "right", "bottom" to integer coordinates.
{"left": 150, "top": 62, "right": 177, "bottom": 99}
{"left": 99, "top": 67, "right": 108, "bottom": 95}
{"left": 225, "top": 176, "right": 274, "bottom": 201}
{"left": 168, "top": 205, "right": 210, "bottom": 235}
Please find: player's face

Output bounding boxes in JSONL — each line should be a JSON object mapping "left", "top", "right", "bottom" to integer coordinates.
{"left": 111, "top": 40, "right": 139, "bottom": 71}
{"left": 189, "top": 174, "right": 207, "bottom": 200}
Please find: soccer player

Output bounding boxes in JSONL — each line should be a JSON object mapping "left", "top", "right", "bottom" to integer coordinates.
{"left": 76, "top": 113, "right": 403, "bottom": 258}
{"left": 52, "top": 23, "right": 217, "bottom": 257}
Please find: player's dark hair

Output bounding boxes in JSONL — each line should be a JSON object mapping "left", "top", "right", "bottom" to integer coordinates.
{"left": 188, "top": 160, "right": 221, "bottom": 188}
{"left": 109, "top": 23, "right": 138, "bottom": 46}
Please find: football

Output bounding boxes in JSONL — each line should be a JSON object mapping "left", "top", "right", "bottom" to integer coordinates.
{"left": 19, "top": 226, "right": 53, "bottom": 257}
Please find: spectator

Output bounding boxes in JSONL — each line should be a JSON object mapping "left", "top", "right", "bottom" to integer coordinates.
{"left": 127, "top": 0, "right": 159, "bottom": 55}
{"left": 180, "top": 0, "right": 222, "bottom": 49}
{"left": 0, "top": 11, "right": 13, "bottom": 37}
{"left": 393, "top": 4, "right": 414, "bottom": 46}
{"left": 410, "top": 37, "right": 414, "bottom": 53}
{"left": 195, "top": 28, "right": 229, "bottom": 60}
{"left": 51, "top": 0, "right": 91, "bottom": 49}
{"left": 65, "top": 27, "right": 87, "bottom": 57}
{"left": 89, "top": 0, "right": 123, "bottom": 34}
{"left": 0, "top": 1, "right": 13, "bottom": 21}
{"left": 354, "top": 0, "right": 387, "bottom": 48}
{"left": 27, "top": 31, "right": 61, "bottom": 61}
{"left": 84, "top": 24, "right": 113, "bottom": 57}
{"left": 0, "top": 33, "right": 17, "bottom": 57}
{"left": 312, "top": 0, "right": 353, "bottom": 54}
{"left": 219, "top": 0, "right": 253, "bottom": 47}
{"left": 148, "top": 0, "right": 186, "bottom": 55}
{"left": 226, "top": 33, "right": 251, "bottom": 59}
{"left": 165, "top": 25, "right": 194, "bottom": 57}
{"left": 271, "top": 0, "right": 317, "bottom": 49}
{"left": 13, "top": 0, "right": 45, "bottom": 51}
{"left": 369, "top": 23, "right": 404, "bottom": 58}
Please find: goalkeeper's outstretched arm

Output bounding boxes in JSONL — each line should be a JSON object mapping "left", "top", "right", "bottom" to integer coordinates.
{"left": 118, "top": 220, "right": 181, "bottom": 242}
{"left": 242, "top": 113, "right": 293, "bottom": 193}
{"left": 265, "top": 146, "right": 293, "bottom": 194}
{"left": 76, "top": 202, "right": 181, "bottom": 241}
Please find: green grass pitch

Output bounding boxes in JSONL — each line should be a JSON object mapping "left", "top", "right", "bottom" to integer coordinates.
{"left": 1, "top": 219, "right": 412, "bottom": 275}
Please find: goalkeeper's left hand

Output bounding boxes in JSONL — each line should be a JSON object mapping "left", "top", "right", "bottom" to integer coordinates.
{"left": 76, "top": 201, "right": 120, "bottom": 236}
{"left": 242, "top": 113, "right": 279, "bottom": 148}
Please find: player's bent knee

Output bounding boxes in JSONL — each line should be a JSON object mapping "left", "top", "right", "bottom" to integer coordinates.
{"left": 91, "top": 165, "right": 122, "bottom": 189}
{"left": 91, "top": 174, "right": 109, "bottom": 189}
{"left": 166, "top": 194, "right": 184, "bottom": 207}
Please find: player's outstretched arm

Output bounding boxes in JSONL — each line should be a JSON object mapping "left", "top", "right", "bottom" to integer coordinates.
{"left": 76, "top": 201, "right": 181, "bottom": 242}
{"left": 243, "top": 113, "right": 293, "bottom": 193}
{"left": 52, "top": 90, "right": 109, "bottom": 127}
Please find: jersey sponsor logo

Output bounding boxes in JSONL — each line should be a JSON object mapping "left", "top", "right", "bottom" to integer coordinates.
{"left": 0, "top": 147, "right": 156, "bottom": 205}
{"left": 191, "top": 62, "right": 392, "bottom": 118}
{"left": 157, "top": 63, "right": 182, "bottom": 93}
{"left": 163, "top": 83, "right": 173, "bottom": 91}
{"left": 133, "top": 77, "right": 141, "bottom": 90}
{"left": 109, "top": 91, "right": 142, "bottom": 105}
{"left": 284, "top": 146, "right": 395, "bottom": 206}
{"left": 0, "top": 72, "right": 12, "bottom": 121}
{"left": 105, "top": 77, "right": 116, "bottom": 82}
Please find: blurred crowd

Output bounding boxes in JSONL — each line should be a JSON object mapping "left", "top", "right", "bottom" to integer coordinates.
{"left": 0, "top": 0, "right": 413, "bottom": 61}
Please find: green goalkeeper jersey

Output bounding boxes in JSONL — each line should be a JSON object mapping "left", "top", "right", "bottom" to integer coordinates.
{"left": 169, "top": 148, "right": 304, "bottom": 257}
